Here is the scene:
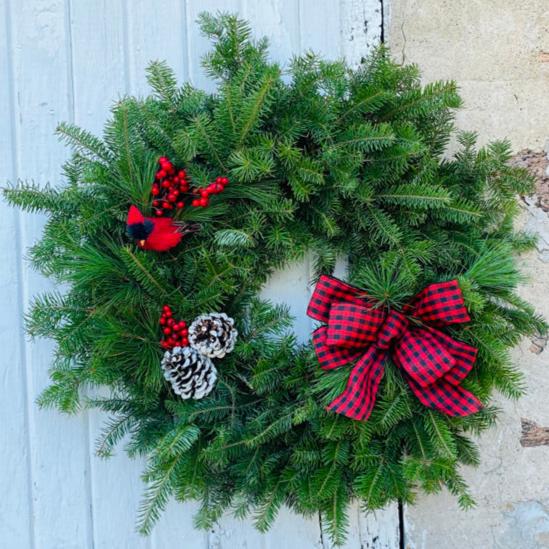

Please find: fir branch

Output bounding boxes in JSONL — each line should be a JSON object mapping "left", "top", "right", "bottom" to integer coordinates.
{"left": 56, "top": 122, "right": 112, "bottom": 162}
{"left": 238, "top": 69, "right": 278, "bottom": 145}
{"left": 138, "top": 456, "right": 179, "bottom": 535}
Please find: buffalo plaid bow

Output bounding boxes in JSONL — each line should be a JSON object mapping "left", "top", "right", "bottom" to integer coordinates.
{"left": 307, "top": 275, "right": 482, "bottom": 421}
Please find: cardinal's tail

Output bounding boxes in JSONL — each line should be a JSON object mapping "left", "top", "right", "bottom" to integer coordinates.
{"left": 175, "top": 221, "right": 202, "bottom": 235}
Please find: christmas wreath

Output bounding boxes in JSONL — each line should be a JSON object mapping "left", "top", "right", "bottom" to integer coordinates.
{"left": 5, "top": 13, "right": 546, "bottom": 545}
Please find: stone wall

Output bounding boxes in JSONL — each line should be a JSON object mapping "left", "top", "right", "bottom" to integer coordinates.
{"left": 386, "top": 2, "right": 549, "bottom": 547}
{"left": 386, "top": 0, "right": 549, "bottom": 151}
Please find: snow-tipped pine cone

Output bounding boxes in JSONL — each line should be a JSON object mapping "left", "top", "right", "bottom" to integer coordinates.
{"left": 161, "top": 346, "right": 217, "bottom": 400}
{"left": 188, "top": 313, "right": 238, "bottom": 359}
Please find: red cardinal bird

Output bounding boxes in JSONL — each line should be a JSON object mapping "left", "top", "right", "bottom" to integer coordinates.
{"left": 126, "top": 205, "right": 195, "bottom": 252}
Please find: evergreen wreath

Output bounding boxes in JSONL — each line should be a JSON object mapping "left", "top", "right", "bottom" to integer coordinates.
{"left": 4, "top": 13, "right": 546, "bottom": 546}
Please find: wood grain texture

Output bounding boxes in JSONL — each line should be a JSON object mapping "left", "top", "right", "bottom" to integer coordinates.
{"left": 1, "top": 1, "right": 397, "bottom": 547}
{"left": 1, "top": 2, "right": 34, "bottom": 546}
{"left": 7, "top": 1, "right": 93, "bottom": 548}
{"left": 340, "top": 0, "right": 383, "bottom": 67}
{"left": 520, "top": 418, "right": 549, "bottom": 447}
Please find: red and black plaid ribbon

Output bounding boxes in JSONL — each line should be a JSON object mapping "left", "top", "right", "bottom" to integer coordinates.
{"left": 307, "top": 275, "right": 482, "bottom": 421}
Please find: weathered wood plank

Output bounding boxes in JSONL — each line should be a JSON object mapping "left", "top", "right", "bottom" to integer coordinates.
{"left": 520, "top": 418, "right": 549, "bottom": 447}
{"left": 8, "top": 0, "right": 93, "bottom": 547}
{"left": 0, "top": 2, "right": 34, "bottom": 546}
{"left": 125, "top": 0, "right": 188, "bottom": 95}
{"left": 299, "top": 0, "right": 342, "bottom": 58}
{"left": 340, "top": 0, "right": 383, "bottom": 67}
{"left": 242, "top": 0, "right": 300, "bottom": 65}
{"left": 186, "top": 0, "right": 243, "bottom": 92}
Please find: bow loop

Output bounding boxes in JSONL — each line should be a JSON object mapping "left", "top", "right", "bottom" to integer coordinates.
{"left": 307, "top": 275, "right": 482, "bottom": 421}
{"left": 409, "top": 279, "right": 470, "bottom": 326}
{"left": 327, "top": 302, "right": 384, "bottom": 348}
{"left": 307, "top": 274, "right": 367, "bottom": 324}
{"left": 312, "top": 326, "right": 363, "bottom": 371}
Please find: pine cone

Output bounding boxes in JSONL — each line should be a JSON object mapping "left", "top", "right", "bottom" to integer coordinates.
{"left": 188, "top": 313, "right": 238, "bottom": 359}
{"left": 161, "top": 346, "right": 217, "bottom": 400}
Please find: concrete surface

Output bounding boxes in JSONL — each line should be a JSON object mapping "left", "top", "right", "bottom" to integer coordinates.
{"left": 386, "top": 0, "right": 549, "bottom": 151}
{"left": 386, "top": 3, "right": 549, "bottom": 546}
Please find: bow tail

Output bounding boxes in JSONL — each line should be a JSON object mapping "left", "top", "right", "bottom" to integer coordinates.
{"left": 407, "top": 377, "right": 482, "bottom": 417}
{"left": 327, "top": 347, "right": 386, "bottom": 421}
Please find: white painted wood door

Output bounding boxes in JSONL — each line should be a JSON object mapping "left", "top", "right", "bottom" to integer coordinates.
{"left": 1, "top": 1, "right": 399, "bottom": 547}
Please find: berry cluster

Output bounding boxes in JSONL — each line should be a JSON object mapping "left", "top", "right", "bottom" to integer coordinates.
{"left": 151, "top": 157, "right": 190, "bottom": 216}
{"left": 159, "top": 305, "right": 189, "bottom": 350}
{"left": 190, "top": 176, "right": 229, "bottom": 208}
{"left": 151, "top": 157, "right": 229, "bottom": 216}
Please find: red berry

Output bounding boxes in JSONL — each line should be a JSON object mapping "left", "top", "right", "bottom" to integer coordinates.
{"left": 181, "top": 328, "right": 188, "bottom": 336}
{"left": 159, "top": 317, "right": 166, "bottom": 326}
{"left": 155, "top": 210, "right": 163, "bottom": 216}
{"left": 192, "top": 199, "right": 201, "bottom": 207}
{"left": 200, "top": 189, "right": 210, "bottom": 198}
{"left": 163, "top": 327, "right": 171, "bottom": 335}
{"left": 161, "top": 180, "right": 170, "bottom": 189}
{"left": 157, "top": 169, "right": 167, "bottom": 178}
{"left": 176, "top": 202, "right": 184, "bottom": 209}
{"left": 151, "top": 187, "right": 160, "bottom": 196}
{"left": 221, "top": 177, "right": 229, "bottom": 185}
{"left": 159, "top": 156, "right": 168, "bottom": 163}
{"left": 182, "top": 338, "right": 189, "bottom": 346}
{"left": 199, "top": 197, "right": 208, "bottom": 207}
{"left": 164, "top": 310, "right": 172, "bottom": 317}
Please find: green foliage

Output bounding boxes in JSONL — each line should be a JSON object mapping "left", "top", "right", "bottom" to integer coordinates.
{"left": 4, "top": 12, "right": 545, "bottom": 546}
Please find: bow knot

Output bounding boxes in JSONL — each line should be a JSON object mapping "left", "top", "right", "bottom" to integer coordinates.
{"left": 376, "top": 309, "right": 408, "bottom": 350}
{"left": 307, "top": 275, "right": 482, "bottom": 421}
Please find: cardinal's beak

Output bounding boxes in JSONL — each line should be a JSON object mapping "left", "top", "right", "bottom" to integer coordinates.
{"left": 138, "top": 240, "right": 146, "bottom": 247}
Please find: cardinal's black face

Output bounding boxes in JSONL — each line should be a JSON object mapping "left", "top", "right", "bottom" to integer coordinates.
{"left": 127, "top": 219, "right": 154, "bottom": 241}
